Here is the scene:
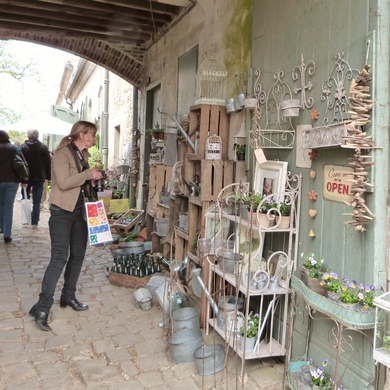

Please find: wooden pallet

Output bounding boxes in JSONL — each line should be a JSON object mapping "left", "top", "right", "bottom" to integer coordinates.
{"left": 200, "top": 160, "right": 234, "bottom": 201}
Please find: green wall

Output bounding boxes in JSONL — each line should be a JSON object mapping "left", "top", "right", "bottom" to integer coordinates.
{"left": 251, "top": 0, "right": 389, "bottom": 388}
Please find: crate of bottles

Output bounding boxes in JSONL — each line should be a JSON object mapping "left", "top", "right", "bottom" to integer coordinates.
{"left": 109, "top": 272, "right": 152, "bottom": 288}
{"left": 113, "top": 209, "right": 144, "bottom": 237}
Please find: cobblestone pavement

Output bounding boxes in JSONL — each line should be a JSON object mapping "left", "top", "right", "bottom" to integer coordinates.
{"left": 0, "top": 199, "right": 285, "bottom": 389}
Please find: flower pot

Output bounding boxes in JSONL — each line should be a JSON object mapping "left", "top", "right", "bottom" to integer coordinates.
{"left": 280, "top": 99, "right": 300, "bottom": 117}
{"left": 275, "top": 215, "right": 290, "bottom": 229}
{"left": 339, "top": 302, "right": 360, "bottom": 311}
{"left": 244, "top": 98, "right": 257, "bottom": 109}
{"left": 240, "top": 335, "right": 257, "bottom": 353}
{"left": 326, "top": 290, "right": 341, "bottom": 302}
{"left": 300, "top": 365, "right": 312, "bottom": 384}
{"left": 258, "top": 212, "right": 270, "bottom": 228}
{"left": 236, "top": 153, "right": 245, "bottom": 161}
{"left": 306, "top": 277, "right": 326, "bottom": 296}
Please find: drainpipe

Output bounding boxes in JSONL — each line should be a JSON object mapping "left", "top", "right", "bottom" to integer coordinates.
{"left": 102, "top": 69, "right": 109, "bottom": 169}
{"left": 129, "top": 87, "right": 138, "bottom": 208}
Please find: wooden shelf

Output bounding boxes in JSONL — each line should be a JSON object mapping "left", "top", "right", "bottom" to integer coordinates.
{"left": 189, "top": 196, "right": 202, "bottom": 206}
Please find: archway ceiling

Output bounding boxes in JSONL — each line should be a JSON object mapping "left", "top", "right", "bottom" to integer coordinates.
{"left": 0, "top": 0, "right": 194, "bottom": 88}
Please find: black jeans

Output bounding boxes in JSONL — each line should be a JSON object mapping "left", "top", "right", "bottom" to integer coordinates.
{"left": 36, "top": 205, "right": 88, "bottom": 314}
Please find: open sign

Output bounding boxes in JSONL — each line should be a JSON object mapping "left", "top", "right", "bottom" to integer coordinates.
{"left": 323, "top": 164, "right": 354, "bottom": 203}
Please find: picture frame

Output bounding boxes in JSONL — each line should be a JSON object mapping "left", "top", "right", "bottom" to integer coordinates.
{"left": 253, "top": 160, "right": 288, "bottom": 200}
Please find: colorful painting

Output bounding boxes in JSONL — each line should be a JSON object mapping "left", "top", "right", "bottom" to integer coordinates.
{"left": 85, "top": 200, "right": 112, "bottom": 245}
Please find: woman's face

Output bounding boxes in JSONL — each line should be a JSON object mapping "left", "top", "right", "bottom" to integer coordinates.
{"left": 79, "top": 130, "right": 97, "bottom": 149}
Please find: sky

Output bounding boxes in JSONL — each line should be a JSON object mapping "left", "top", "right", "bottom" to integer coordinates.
{"left": 0, "top": 40, "right": 73, "bottom": 127}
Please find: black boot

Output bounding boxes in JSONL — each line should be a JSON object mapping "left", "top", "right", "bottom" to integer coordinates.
{"left": 34, "top": 311, "right": 51, "bottom": 331}
{"left": 29, "top": 304, "right": 37, "bottom": 317}
{"left": 60, "top": 295, "right": 88, "bottom": 311}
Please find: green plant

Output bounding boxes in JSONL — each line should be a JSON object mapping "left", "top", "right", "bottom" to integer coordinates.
{"left": 252, "top": 193, "right": 264, "bottom": 209}
{"left": 233, "top": 143, "right": 246, "bottom": 154}
{"left": 240, "top": 312, "right": 259, "bottom": 338}
{"left": 88, "top": 145, "right": 103, "bottom": 169}
{"left": 112, "top": 190, "right": 123, "bottom": 199}
{"left": 279, "top": 202, "right": 291, "bottom": 216}
{"left": 362, "top": 285, "right": 382, "bottom": 309}
{"left": 146, "top": 127, "right": 164, "bottom": 138}
{"left": 307, "top": 359, "right": 333, "bottom": 388}
{"left": 377, "top": 331, "right": 390, "bottom": 351}
{"left": 301, "top": 252, "right": 324, "bottom": 279}
{"left": 339, "top": 279, "right": 364, "bottom": 304}
{"left": 125, "top": 231, "right": 139, "bottom": 242}
{"left": 321, "top": 271, "right": 342, "bottom": 293}
{"left": 260, "top": 197, "right": 277, "bottom": 213}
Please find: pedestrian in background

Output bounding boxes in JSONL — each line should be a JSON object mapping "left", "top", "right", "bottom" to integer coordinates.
{"left": 29, "top": 121, "right": 103, "bottom": 331}
{"left": 20, "top": 129, "right": 51, "bottom": 228}
{"left": 0, "top": 130, "right": 20, "bottom": 243}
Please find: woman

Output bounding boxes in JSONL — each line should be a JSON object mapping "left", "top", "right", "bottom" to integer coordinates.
{"left": 29, "top": 121, "right": 103, "bottom": 331}
{"left": 0, "top": 130, "right": 20, "bottom": 243}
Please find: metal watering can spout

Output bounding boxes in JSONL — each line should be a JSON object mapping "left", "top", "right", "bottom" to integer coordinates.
{"left": 191, "top": 268, "right": 219, "bottom": 316}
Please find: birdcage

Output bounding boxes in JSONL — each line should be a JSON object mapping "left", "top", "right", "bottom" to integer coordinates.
{"left": 205, "top": 135, "right": 222, "bottom": 160}
{"left": 195, "top": 58, "right": 227, "bottom": 105}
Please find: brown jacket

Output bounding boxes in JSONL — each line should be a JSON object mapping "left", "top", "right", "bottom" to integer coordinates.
{"left": 49, "top": 146, "right": 94, "bottom": 212}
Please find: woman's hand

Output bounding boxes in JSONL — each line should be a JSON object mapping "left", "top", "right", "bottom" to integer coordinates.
{"left": 91, "top": 169, "right": 103, "bottom": 180}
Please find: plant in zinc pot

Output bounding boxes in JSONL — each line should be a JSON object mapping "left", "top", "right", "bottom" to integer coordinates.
{"left": 239, "top": 312, "right": 260, "bottom": 352}
{"left": 361, "top": 284, "right": 382, "bottom": 310}
{"left": 321, "top": 271, "right": 342, "bottom": 301}
{"left": 339, "top": 279, "right": 364, "bottom": 310}
{"left": 233, "top": 143, "right": 246, "bottom": 160}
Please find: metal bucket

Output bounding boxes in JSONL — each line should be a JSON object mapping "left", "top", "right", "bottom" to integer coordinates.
{"left": 113, "top": 248, "right": 126, "bottom": 257}
{"left": 194, "top": 344, "right": 225, "bottom": 376}
{"left": 124, "top": 241, "right": 144, "bottom": 255}
{"left": 172, "top": 307, "right": 200, "bottom": 332}
{"left": 217, "top": 295, "right": 244, "bottom": 330}
{"left": 168, "top": 329, "right": 203, "bottom": 364}
{"left": 216, "top": 250, "right": 243, "bottom": 274}
{"left": 139, "top": 297, "right": 152, "bottom": 311}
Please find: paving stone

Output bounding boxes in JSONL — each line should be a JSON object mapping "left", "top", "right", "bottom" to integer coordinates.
{"left": 137, "top": 371, "right": 164, "bottom": 388}
{"left": 133, "top": 338, "right": 167, "bottom": 357}
{"left": 2, "top": 362, "right": 36, "bottom": 381}
{"left": 110, "top": 379, "right": 144, "bottom": 390}
{"left": 111, "top": 333, "right": 141, "bottom": 348}
{"left": 29, "top": 350, "right": 59, "bottom": 363}
{"left": 0, "top": 351, "right": 29, "bottom": 365}
{"left": 62, "top": 343, "right": 94, "bottom": 362}
{"left": 45, "top": 334, "right": 74, "bottom": 350}
{"left": 78, "top": 364, "right": 124, "bottom": 388}
{"left": 92, "top": 339, "right": 116, "bottom": 355}
{"left": 4, "top": 378, "right": 41, "bottom": 390}
{"left": 137, "top": 351, "right": 170, "bottom": 371}
{"left": 118, "top": 360, "right": 138, "bottom": 378}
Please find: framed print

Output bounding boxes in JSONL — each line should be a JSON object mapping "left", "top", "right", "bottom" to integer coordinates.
{"left": 253, "top": 161, "right": 288, "bottom": 199}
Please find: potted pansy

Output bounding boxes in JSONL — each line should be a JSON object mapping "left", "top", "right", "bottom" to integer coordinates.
{"left": 275, "top": 200, "right": 291, "bottom": 228}
{"left": 339, "top": 279, "right": 364, "bottom": 311}
{"left": 321, "top": 271, "right": 342, "bottom": 301}
{"left": 307, "top": 358, "right": 333, "bottom": 389}
{"left": 239, "top": 312, "right": 260, "bottom": 352}
{"left": 257, "top": 197, "right": 277, "bottom": 228}
{"left": 361, "top": 285, "right": 382, "bottom": 310}
{"left": 300, "top": 252, "right": 326, "bottom": 295}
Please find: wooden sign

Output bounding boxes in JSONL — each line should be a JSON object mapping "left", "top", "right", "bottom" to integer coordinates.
{"left": 323, "top": 164, "right": 354, "bottom": 203}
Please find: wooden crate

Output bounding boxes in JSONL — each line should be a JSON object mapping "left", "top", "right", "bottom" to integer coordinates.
{"left": 109, "top": 272, "right": 151, "bottom": 288}
{"left": 113, "top": 209, "right": 144, "bottom": 237}
{"left": 188, "top": 104, "right": 229, "bottom": 159}
{"left": 200, "top": 160, "right": 234, "bottom": 201}
{"left": 147, "top": 165, "right": 173, "bottom": 212}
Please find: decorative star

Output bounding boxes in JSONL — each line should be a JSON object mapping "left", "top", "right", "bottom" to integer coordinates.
{"left": 307, "top": 190, "right": 318, "bottom": 201}
{"left": 309, "top": 149, "right": 319, "bottom": 160}
{"left": 310, "top": 109, "right": 320, "bottom": 120}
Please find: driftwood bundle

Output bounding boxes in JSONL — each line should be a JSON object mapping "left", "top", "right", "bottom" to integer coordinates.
{"left": 343, "top": 66, "right": 378, "bottom": 232}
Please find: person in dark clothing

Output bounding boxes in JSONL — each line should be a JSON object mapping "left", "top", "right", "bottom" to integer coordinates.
{"left": 21, "top": 129, "right": 51, "bottom": 228}
{"left": 0, "top": 130, "right": 20, "bottom": 243}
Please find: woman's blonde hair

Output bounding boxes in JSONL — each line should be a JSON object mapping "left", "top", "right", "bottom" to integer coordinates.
{"left": 56, "top": 121, "right": 98, "bottom": 151}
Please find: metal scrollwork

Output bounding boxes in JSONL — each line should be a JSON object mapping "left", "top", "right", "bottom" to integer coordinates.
{"left": 292, "top": 53, "right": 316, "bottom": 109}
